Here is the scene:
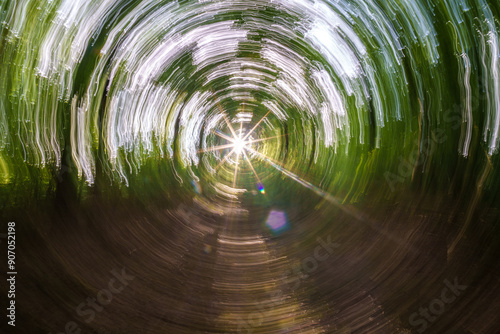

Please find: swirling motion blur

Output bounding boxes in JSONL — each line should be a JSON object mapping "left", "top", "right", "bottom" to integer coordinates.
{"left": 1, "top": 0, "right": 500, "bottom": 333}
{"left": 2, "top": 0, "right": 498, "bottom": 194}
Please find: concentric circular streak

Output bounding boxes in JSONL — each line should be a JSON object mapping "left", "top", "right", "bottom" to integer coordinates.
{"left": 0, "top": 0, "right": 499, "bottom": 333}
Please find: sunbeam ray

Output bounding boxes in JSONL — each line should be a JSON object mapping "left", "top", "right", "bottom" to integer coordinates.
{"left": 241, "top": 148, "right": 265, "bottom": 194}
{"left": 213, "top": 130, "right": 235, "bottom": 143}
{"left": 242, "top": 110, "right": 271, "bottom": 141}
{"left": 197, "top": 143, "right": 235, "bottom": 153}
{"left": 247, "top": 134, "right": 287, "bottom": 144}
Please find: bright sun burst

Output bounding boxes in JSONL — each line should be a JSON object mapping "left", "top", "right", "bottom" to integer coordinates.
{"left": 196, "top": 106, "right": 355, "bottom": 219}
{"left": 198, "top": 107, "right": 325, "bottom": 199}
{"left": 197, "top": 108, "right": 273, "bottom": 192}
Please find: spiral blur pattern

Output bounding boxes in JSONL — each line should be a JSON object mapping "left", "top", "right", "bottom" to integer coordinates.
{"left": 0, "top": 0, "right": 499, "bottom": 333}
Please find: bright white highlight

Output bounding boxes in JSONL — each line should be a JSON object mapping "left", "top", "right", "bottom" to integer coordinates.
{"left": 233, "top": 137, "right": 247, "bottom": 155}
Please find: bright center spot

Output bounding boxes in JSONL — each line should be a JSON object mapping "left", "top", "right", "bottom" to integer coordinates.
{"left": 234, "top": 138, "right": 245, "bottom": 154}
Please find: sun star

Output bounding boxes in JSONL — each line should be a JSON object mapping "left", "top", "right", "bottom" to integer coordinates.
{"left": 198, "top": 108, "right": 352, "bottom": 218}
{"left": 198, "top": 109, "right": 285, "bottom": 194}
